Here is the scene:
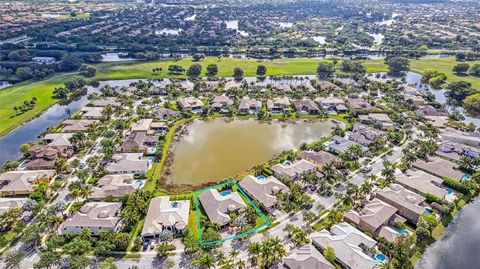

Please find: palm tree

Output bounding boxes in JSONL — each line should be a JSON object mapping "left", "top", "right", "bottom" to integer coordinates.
{"left": 360, "top": 180, "right": 374, "bottom": 197}
{"left": 236, "top": 259, "right": 246, "bottom": 269}
{"left": 381, "top": 160, "right": 396, "bottom": 183}
{"left": 229, "top": 249, "right": 239, "bottom": 264}
{"left": 215, "top": 251, "right": 227, "bottom": 266}
{"left": 248, "top": 242, "right": 261, "bottom": 266}
{"left": 80, "top": 185, "right": 93, "bottom": 201}
{"left": 197, "top": 253, "right": 214, "bottom": 269}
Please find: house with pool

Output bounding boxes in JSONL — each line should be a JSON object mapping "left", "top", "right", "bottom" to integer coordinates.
{"left": 412, "top": 157, "right": 468, "bottom": 182}
{"left": 90, "top": 174, "right": 140, "bottom": 201}
{"left": 311, "top": 222, "right": 379, "bottom": 269}
{"left": 198, "top": 188, "right": 247, "bottom": 226}
{"left": 178, "top": 97, "right": 204, "bottom": 113}
{"left": 119, "top": 132, "right": 158, "bottom": 154}
{"left": 293, "top": 99, "right": 320, "bottom": 115}
{"left": 395, "top": 169, "right": 455, "bottom": 202}
{"left": 239, "top": 175, "right": 290, "bottom": 210}
{"left": 375, "top": 184, "right": 426, "bottom": 224}
{"left": 105, "top": 153, "right": 150, "bottom": 175}
{"left": 344, "top": 198, "right": 407, "bottom": 242}
{"left": 266, "top": 96, "right": 290, "bottom": 114}
{"left": 141, "top": 196, "right": 190, "bottom": 240}
{"left": 238, "top": 97, "right": 262, "bottom": 115}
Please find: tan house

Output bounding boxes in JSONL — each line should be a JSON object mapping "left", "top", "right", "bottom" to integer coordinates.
{"left": 91, "top": 174, "right": 138, "bottom": 200}
{"left": 298, "top": 151, "right": 339, "bottom": 170}
{"left": 27, "top": 145, "right": 74, "bottom": 170}
{"left": 198, "top": 189, "right": 247, "bottom": 226}
{"left": 239, "top": 175, "right": 289, "bottom": 209}
{"left": 271, "top": 159, "right": 317, "bottom": 180}
{"left": 141, "top": 197, "right": 190, "bottom": 239}
{"left": 283, "top": 244, "right": 334, "bottom": 269}
{"left": 62, "top": 119, "right": 98, "bottom": 133}
{"left": 60, "top": 202, "right": 122, "bottom": 235}
{"left": 376, "top": 184, "right": 426, "bottom": 223}
{"left": 0, "top": 170, "right": 55, "bottom": 196}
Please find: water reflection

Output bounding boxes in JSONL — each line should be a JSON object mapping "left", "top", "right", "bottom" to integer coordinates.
{"left": 168, "top": 118, "right": 338, "bottom": 185}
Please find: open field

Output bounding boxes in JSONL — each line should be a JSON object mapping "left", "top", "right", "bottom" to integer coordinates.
{"left": 0, "top": 57, "right": 478, "bottom": 138}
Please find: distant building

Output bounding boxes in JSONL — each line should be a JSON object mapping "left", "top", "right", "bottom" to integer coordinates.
{"left": 32, "top": 57, "right": 56, "bottom": 64}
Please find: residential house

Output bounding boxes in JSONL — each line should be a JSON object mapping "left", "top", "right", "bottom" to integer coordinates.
{"left": 349, "top": 124, "right": 386, "bottom": 146}
{"left": 293, "top": 99, "right": 320, "bottom": 115}
{"left": 376, "top": 184, "right": 426, "bottom": 224}
{"left": 344, "top": 198, "right": 401, "bottom": 241}
{"left": 44, "top": 133, "right": 74, "bottom": 147}
{"left": 395, "top": 170, "right": 450, "bottom": 201}
{"left": 271, "top": 159, "right": 317, "bottom": 180}
{"left": 224, "top": 80, "right": 242, "bottom": 91}
{"left": 274, "top": 83, "right": 293, "bottom": 93}
{"left": 105, "top": 153, "right": 149, "bottom": 174}
{"left": 282, "top": 244, "right": 334, "bottom": 269}
{"left": 60, "top": 202, "right": 122, "bottom": 235}
{"left": 238, "top": 97, "right": 262, "bottom": 114}
{"left": 440, "top": 128, "right": 480, "bottom": 147}
{"left": 153, "top": 108, "right": 180, "bottom": 120}
{"left": 178, "top": 97, "right": 204, "bottom": 113}
{"left": 416, "top": 105, "right": 449, "bottom": 117}
{"left": 298, "top": 151, "right": 339, "bottom": 170}
{"left": 326, "top": 136, "right": 367, "bottom": 155}
{"left": 437, "top": 141, "right": 480, "bottom": 162}
{"left": 413, "top": 157, "right": 466, "bottom": 181}
{"left": 358, "top": 114, "right": 394, "bottom": 129}
{"left": 91, "top": 174, "right": 138, "bottom": 200}
{"left": 0, "top": 170, "right": 55, "bottom": 196}
{"left": 32, "top": 57, "right": 56, "bottom": 64}
{"left": 297, "top": 82, "right": 317, "bottom": 93}
{"left": 316, "top": 96, "right": 345, "bottom": 113}
{"left": 130, "top": 119, "right": 153, "bottom": 133}
{"left": 347, "top": 99, "right": 373, "bottom": 111}
{"left": 239, "top": 175, "right": 290, "bottom": 209}
{"left": 198, "top": 189, "right": 247, "bottom": 226}
{"left": 62, "top": 120, "right": 98, "bottom": 133}
{"left": 80, "top": 107, "right": 104, "bottom": 120}
{"left": 318, "top": 81, "right": 342, "bottom": 92}
{"left": 267, "top": 97, "right": 290, "bottom": 114}
{"left": 311, "top": 222, "right": 377, "bottom": 269}
{"left": 141, "top": 197, "right": 190, "bottom": 239}
{"left": 90, "top": 97, "right": 121, "bottom": 107}
{"left": 0, "top": 198, "right": 29, "bottom": 213}
{"left": 178, "top": 80, "right": 195, "bottom": 92}
{"left": 119, "top": 132, "right": 158, "bottom": 154}
{"left": 27, "top": 145, "right": 74, "bottom": 170}
{"left": 150, "top": 81, "right": 170, "bottom": 95}
{"left": 212, "top": 95, "right": 234, "bottom": 113}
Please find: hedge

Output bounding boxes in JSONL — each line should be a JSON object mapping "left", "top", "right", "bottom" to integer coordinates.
{"left": 442, "top": 177, "right": 471, "bottom": 195}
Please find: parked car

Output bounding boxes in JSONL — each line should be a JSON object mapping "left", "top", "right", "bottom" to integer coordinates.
{"left": 363, "top": 166, "right": 373, "bottom": 173}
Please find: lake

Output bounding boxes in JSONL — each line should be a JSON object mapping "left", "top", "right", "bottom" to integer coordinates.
{"left": 166, "top": 118, "right": 339, "bottom": 185}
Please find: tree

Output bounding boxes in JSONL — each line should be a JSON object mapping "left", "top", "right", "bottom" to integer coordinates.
{"left": 248, "top": 242, "right": 261, "bottom": 266}
{"left": 387, "top": 236, "right": 414, "bottom": 269}
{"left": 34, "top": 250, "right": 61, "bottom": 269}
{"left": 3, "top": 160, "right": 19, "bottom": 171}
{"left": 469, "top": 63, "right": 480, "bottom": 77}
{"left": 187, "top": 64, "right": 202, "bottom": 78}
{"left": 68, "top": 255, "right": 90, "bottom": 269}
{"left": 98, "top": 258, "right": 117, "bottom": 269}
{"left": 464, "top": 93, "right": 480, "bottom": 116}
{"left": 452, "top": 63, "right": 470, "bottom": 75}
{"left": 59, "top": 54, "right": 83, "bottom": 71}
{"left": 233, "top": 67, "right": 244, "bottom": 80}
{"left": 341, "top": 60, "right": 366, "bottom": 73}
{"left": 256, "top": 65, "right": 267, "bottom": 77}
{"left": 80, "top": 64, "right": 96, "bottom": 77}
{"left": 316, "top": 62, "right": 335, "bottom": 79}
{"left": 385, "top": 57, "right": 410, "bottom": 75}
{"left": 194, "top": 253, "right": 214, "bottom": 269}
{"left": 448, "top": 81, "right": 473, "bottom": 102}
{"left": 323, "top": 246, "right": 336, "bottom": 264}
{"left": 4, "top": 250, "right": 25, "bottom": 269}
{"left": 206, "top": 64, "right": 218, "bottom": 77}
{"left": 192, "top": 53, "right": 205, "bottom": 61}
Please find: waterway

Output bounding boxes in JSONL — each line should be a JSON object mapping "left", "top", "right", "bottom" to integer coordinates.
{"left": 0, "top": 80, "right": 137, "bottom": 166}
{"left": 167, "top": 118, "right": 339, "bottom": 185}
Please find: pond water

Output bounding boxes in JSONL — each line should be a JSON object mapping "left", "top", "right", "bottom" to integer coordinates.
{"left": 167, "top": 118, "right": 339, "bottom": 185}
{"left": 0, "top": 80, "right": 138, "bottom": 166}
{"left": 101, "top": 53, "right": 137, "bottom": 62}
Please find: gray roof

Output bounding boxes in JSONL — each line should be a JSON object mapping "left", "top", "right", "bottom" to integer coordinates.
{"left": 0, "top": 170, "right": 55, "bottom": 194}
{"left": 239, "top": 97, "right": 262, "bottom": 110}
{"left": 413, "top": 157, "right": 465, "bottom": 181}
{"left": 44, "top": 133, "right": 74, "bottom": 147}
{"left": 239, "top": 175, "right": 289, "bottom": 208}
{"left": 61, "top": 202, "right": 122, "bottom": 232}
{"left": 327, "top": 136, "right": 367, "bottom": 154}
{"left": 142, "top": 196, "right": 190, "bottom": 237}
{"left": 395, "top": 169, "right": 447, "bottom": 198}
{"left": 62, "top": 119, "right": 98, "bottom": 132}
{"left": 91, "top": 174, "right": 137, "bottom": 200}
{"left": 271, "top": 159, "right": 317, "bottom": 179}
{"left": 0, "top": 198, "right": 29, "bottom": 213}
{"left": 293, "top": 99, "right": 319, "bottom": 113}
{"left": 198, "top": 189, "right": 247, "bottom": 225}
{"left": 311, "top": 222, "right": 377, "bottom": 269}
{"left": 105, "top": 153, "right": 149, "bottom": 174}
{"left": 283, "top": 244, "right": 334, "bottom": 269}
{"left": 344, "top": 198, "right": 397, "bottom": 232}
{"left": 81, "top": 106, "right": 104, "bottom": 118}
{"left": 90, "top": 97, "right": 121, "bottom": 107}
{"left": 298, "top": 151, "right": 339, "bottom": 167}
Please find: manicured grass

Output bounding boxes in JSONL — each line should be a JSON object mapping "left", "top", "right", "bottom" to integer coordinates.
{"left": 188, "top": 209, "right": 200, "bottom": 239}
{"left": 0, "top": 73, "right": 78, "bottom": 136}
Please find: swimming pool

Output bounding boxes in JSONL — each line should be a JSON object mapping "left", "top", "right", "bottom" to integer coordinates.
{"left": 446, "top": 188, "right": 454, "bottom": 195}
{"left": 257, "top": 175, "right": 266, "bottom": 181}
{"left": 424, "top": 208, "right": 433, "bottom": 215}
{"left": 395, "top": 228, "right": 410, "bottom": 235}
{"left": 374, "top": 253, "right": 387, "bottom": 263}
{"left": 220, "top": 190, "right": 232, "bottom": 196}
{"left": 462, "top": 174, "right": 471, "bottom": 181}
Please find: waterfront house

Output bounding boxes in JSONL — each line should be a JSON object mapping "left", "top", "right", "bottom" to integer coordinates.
{"left": 62, "top": 119, "right": 98, "bottom": 133}
{"left": 27, "top": 145, "right": 74, "bottom": 170}
{"left": 119, "top": 132, "right": 158, "bottom": 154}
{"left": 198, "top": 189, "right": 247, "bottom": 226}
{"left": 347, "top": 99, "right": 373, "bottom": 111}
{"left": 349, "top": 124, "right": 386, "bottom": 146}
{"left": 80, "top": 107, "right": 104, "bottom": 120}
{"left": 311, "top": 222, "right": 377, "bottom": 269}
{"left": 153, "top": 107, "right": 180, "bottom": 120}
{"left": 412, "top": 157, "right": 466, "bottom": 181}
{"left": 376, "top": 184, "right": 426, "bottom": 224}
{"left": 91, "top": 174, "right": 138, "bottom": 200}
{"left": 238, "top": 97, "right": 262, "bottom": 114}
{"left": 416, "top": 105, "right": 449, "bottom": 117}
{"left": 436, "top": 141, "right": 480, "bottom": 162}
{"left": 271, "top": 159, "right": 317, "bottom": 180}
{"left": 318, "top": 80, "right": 343, "bottom": 92}
{"left": 273, "top": 83, "right": 293, "bottom": 93}
{"left": 0, "top": 170, "right": 55, "bottom": 196}
{"left": 141, "top": 196, "right": 190, "bottom": 239}
{"left": 239, "top": 175, "right": 289, "bottom": 209}
{"left": 326, "top": 136, "right": 367, "bottom": 155}
{"left": 266, "top": 97, "right": 290, "bottom": 114}
{"left": 130, "top": 119, "right": 153, "bottom": 133}
{"left": 212, "top": 94, "right": 234, "bottom": 113}
{"left": 315, "top": 96, "right": 345, "bottom": 112}
{"left": 344, "top": 198, "right": 401, "bottom": 241}
{"left": 44, "top": 133, "right": 74, "bottom": 147}
{"left": 105, "top": 153, "right": 149, "bottom": 174}
{"left": 282, "top": 244, "right": 334, "bottom": 269}
{"left": 298, "top": 150, "right": 339, "bottom": 170}
{"left": 90, "top": 97, "right": 121, "bottom": 107}
{"left": 395, "top": 170, "right": 449, "bottom": 200}
{"left": 293, "top": 99, "right": 320, "bottom": 115}
{"left": 297, "top": 82, "right": 317, "bottom": 93}
{"left": 60, "top": 202, "right": 122, "bottom": 235}
{"left": 358, "top": 113, "right": 394, "bottom": 129}
{"left": 440, "top": 127, "right": 480, "bottom": 147}
{"left": 178, "top": 97, "right": 204, "bottom": 113}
